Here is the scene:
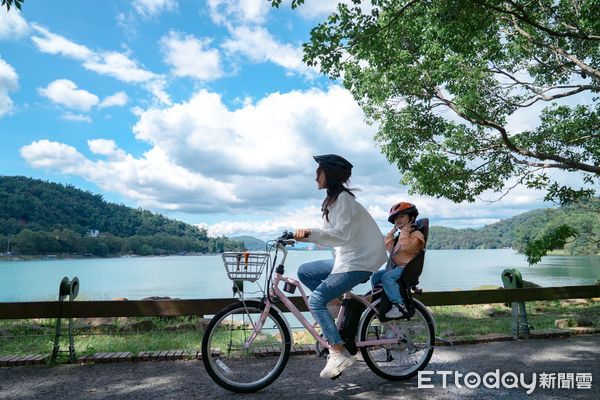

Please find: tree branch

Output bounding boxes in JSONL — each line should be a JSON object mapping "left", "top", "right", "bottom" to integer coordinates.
{"left": 479, "top": 0, "right": 600, "bottom": 41}
{"left": 510, "top": 17, "right": 600, "bottom": 81}
{"left": 341, "top": 0, "right": 422, "bottom": 51}
{"left": 477, "top": 165, "right": 543, "bottom": 203}
{"left": 433, "top": 88, "right": 600, "bottom": 174}
{"left": 517, "top": 86, "right": 591, "bottom": 107}
{"left": 509, "top": 155, "right": 576, "bottom": 170}
{"left": 490, "top": 66, "right": 596, "bottom": 106}
{"left": 444, "top": 143, "right": 504, "bottom": 157}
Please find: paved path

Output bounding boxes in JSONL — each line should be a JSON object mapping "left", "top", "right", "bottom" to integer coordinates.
{"left": 1, "top": 335, "right": 598, "bottom": 400}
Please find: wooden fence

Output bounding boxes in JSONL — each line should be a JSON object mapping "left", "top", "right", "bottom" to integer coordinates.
{"left": 1, "top": 285, "right": 598, "bottom": 319}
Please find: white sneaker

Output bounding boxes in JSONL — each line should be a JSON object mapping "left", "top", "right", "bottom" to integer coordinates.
{"left": 319, "top": 350, "right": 355, "bottom": 379}
{"left": 385, "top": 303, "right": 408, "bottom": 319}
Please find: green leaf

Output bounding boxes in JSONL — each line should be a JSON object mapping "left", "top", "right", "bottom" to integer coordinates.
{"left": 523, "top": 225, "right": 580, "bottom": 265}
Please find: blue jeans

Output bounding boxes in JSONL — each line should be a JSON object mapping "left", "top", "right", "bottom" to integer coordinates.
{"left": 371, "top": 266, "right": 404, "bottom": 305}
{"left": 298, "top": 259, "right": 372, "bottom": 346}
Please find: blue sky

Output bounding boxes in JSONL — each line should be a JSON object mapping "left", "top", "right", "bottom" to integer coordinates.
{"left": 0, "top": 0, "right": 569, "bottom": 240}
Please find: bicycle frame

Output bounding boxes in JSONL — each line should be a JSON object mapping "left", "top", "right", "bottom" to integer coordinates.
{"left": 242, "top": 242, "right": 407, "bottom": 351}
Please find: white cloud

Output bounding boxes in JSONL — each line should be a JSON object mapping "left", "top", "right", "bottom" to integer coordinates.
{"left": 0, "top": 9, "right": 30, "bottom": 40}
{"left": 31, "top": 24, "right": 94, "bottom": 60}
{"left": 20, "top": 140, "right": 89, "bottom": 171}
{"left": 22, "top": 85, "right": 553, "bottom": 232}
{"left": 31, "top": 25, "right": 169, "bottom": 104}
{"left": 205, "top": 205, "right": 323, "bottom": 238}
{"left": 143, "top": 78, "right": 171, "bottom": 106}
{"left": 160, "top": 31, "right": 223, "bottom": 81}
{"left": 0, "top": 57, "right": 19, "bottom": 117}
{"left": 207, "top": 2, "right": 317, "bottom": 78}
{"left": 83, "top": 51, "right": 159, "bottom": 83}
{"left": 208, "top": 0, "right": 270, "bottom": 27}
{"left": 222, "top": 26, "right": 315, "bottom": 77}
{"left": 21, "top": 139, "right": 239, "bottom": 212}
{"left": 293, "top": 0, "right": 375, "bottom": 20}
{"left": 88, "top": 139, "right": 127, "bottom": 160}
{"left": 37, "top": 79, "right": 99, "bottom": 111}
{"left": 37, "top": 80, "right": 127, "bottom": 113}
{"left": 293, "top": 0, "right": 340, "bottom": 19}
{"left": 131, "top": 85, "right": 377, "bottom": 179}
{"left": 204, "top": 182, "right": 547, "bottom": 237}
{"left": 99, "top": 91, "right": 128, "bottom": 108}
{"left": 62, "top": 112, "right": 92, "bottom": 123}
{"left": 133, "top": 0, "right": 178, "bottom": 18}
{"left": 22, "top": 86, "right": 379, "bottom": 213}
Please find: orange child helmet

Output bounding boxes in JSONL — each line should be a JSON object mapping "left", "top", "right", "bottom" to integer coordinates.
{"left": 388, "top": 202, "right": 419, "bottom": 223}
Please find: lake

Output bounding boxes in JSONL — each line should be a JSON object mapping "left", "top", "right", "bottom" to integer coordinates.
{"left": 0, "top": 249, "right": 598, "bottom": 302}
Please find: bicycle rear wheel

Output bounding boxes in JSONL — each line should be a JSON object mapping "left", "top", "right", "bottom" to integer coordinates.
{"left": 358, "top": 300, "right": 434, "bottom": 380}
{"left": 201, "top": 300, "right": 291, "bottom": 393}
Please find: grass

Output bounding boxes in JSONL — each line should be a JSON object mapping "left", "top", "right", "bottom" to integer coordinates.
{"left": 0, "top": 316, "right": 205, "bottom": 357}
{"left": 433, "top": 299, "right": 600, "bottom": 341}
{"left": 1, "top": 301, "right": 599, "bottom": 362}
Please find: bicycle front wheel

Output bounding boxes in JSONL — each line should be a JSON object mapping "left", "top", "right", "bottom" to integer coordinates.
{"left": 359, "top": 300, "right": 434, "bottom": 380}
{"left": 201, "top": 300, "right": 291, "bottom": 393}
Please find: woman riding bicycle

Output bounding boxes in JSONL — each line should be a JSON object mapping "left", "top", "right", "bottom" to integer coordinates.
{"left": 294, "top": 154, "right": 387, "bottom": 379}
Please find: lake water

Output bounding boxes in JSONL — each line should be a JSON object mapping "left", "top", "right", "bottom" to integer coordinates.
{"left": 0, "top": 249, "right": 598, "bottom": 302}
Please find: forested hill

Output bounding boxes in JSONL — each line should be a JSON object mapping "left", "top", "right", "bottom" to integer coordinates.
{"left": 428, "top": 201, "right": 599, "bottom": 256}
{"left": 0, "top": 176, "right": 244, "bottom": 256}
{"left": 230, "top": 236, "right": 267, "bottom": 251}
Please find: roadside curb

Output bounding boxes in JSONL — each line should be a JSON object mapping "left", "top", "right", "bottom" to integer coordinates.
{"left": 435, "top": 327, "right": 600, "bottom": 346}
{"left": 2, "top": 331, "right": 599, "bottom": 367}
{"left": 0, "top": 344, "right": 317, "bottom": 367}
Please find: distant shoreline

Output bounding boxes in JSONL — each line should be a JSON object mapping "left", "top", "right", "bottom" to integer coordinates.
{"left": 0, "top": 252, "right": 224, "bottom": 262}
{"left": 1, "top": 248, "right": 598, "bottom": 263}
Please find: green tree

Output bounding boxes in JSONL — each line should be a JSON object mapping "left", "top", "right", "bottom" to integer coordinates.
{"left": 276, "top": 0, "right": 598, "bottom": 202}
{"left": 273, "top": 0, "right": 599, "bottom": 263}
{"left": 0, "top": 176, "right": 228, "bottom": 256}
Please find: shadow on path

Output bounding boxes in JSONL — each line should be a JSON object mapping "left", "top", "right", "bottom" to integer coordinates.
{"left": 0, "top": 335, "right": 598, "bottom": 400}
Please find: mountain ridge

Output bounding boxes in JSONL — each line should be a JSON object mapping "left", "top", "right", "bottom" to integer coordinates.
{"left": 1, "top": 176, "right": 596, "bottom": 256}
{"left": 231, "top": 206, "right": 598, "bottom": 256}
{"left": 0, "top": 176, "right": 245, "bottom": 256}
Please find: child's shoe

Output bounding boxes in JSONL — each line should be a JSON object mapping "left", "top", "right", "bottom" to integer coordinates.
{"left": 385, "top": 303, "right": 408, "bottom": 319}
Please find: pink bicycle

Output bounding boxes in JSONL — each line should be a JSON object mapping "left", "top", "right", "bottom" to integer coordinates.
{"left": 201, "top": 232, "right": 435, "bottom": 393}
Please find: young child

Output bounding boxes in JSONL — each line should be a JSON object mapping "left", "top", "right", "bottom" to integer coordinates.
{"left": 371, "top": 202, "right": 425, "bottom": 318}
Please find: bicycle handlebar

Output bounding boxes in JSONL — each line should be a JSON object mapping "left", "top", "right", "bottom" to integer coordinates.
{"left": 276, "top": 231, "right": 296, "bottom": 246}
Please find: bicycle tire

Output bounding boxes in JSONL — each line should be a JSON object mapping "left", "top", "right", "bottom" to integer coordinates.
{"left": 358, "top": 299, "right": 435, "bottom": 380}
{"left": 201, "top": 300, "right": 291, "bottom": 393}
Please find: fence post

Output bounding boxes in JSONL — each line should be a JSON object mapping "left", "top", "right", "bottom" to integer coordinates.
{"left": 501, "top": 269, "right": 530, "bottom": 339}
{"left": 50, "top": 277, "right": 79, "bottom": 363}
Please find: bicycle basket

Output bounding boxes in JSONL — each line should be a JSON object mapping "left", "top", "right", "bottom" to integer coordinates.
{"left": 222, "top": 252, "right": 270, "bottom": 282}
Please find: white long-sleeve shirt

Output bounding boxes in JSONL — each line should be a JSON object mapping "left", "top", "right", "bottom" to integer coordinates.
{"left": 309, "top": 191, "right": 388, "bottom": 274}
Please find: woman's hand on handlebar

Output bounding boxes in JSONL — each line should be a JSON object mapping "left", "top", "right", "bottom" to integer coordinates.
{"left": 294, "top": 229, "right": 311, "bottom": 241}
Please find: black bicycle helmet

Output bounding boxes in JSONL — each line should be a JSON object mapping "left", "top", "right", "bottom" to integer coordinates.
{"left": 313, "top": 154, "right": 353, "bottom": 171}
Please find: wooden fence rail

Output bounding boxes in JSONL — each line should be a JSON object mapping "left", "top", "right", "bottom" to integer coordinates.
{"left": 1, "top": 285, "right": 598, "bottom": 319}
